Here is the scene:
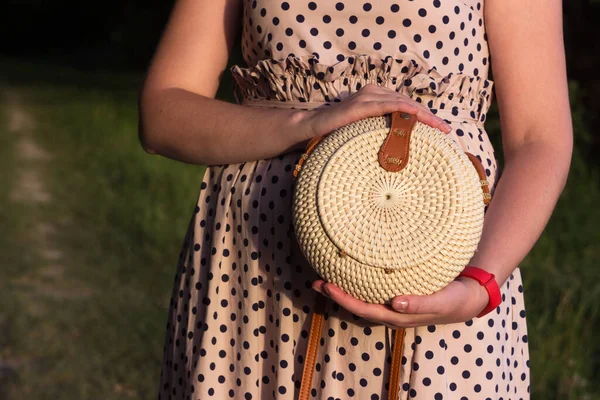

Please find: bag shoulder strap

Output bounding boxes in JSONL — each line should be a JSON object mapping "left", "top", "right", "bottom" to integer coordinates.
{"left": 298, "top": 296, "right": 327, "bottom": 400}
{"left": 298, "top": 296, "right": 405, "bottom": 400}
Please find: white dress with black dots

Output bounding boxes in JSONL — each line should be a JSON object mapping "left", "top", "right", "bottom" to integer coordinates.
{"left": 157, "top": 0, "right": 531, "bottom": 399}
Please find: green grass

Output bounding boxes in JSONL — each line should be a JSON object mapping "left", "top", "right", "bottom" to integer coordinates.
{"left": 0, "top": 57, "right": 599, "bottom": 399}
{"left": 0, "top": 57, "right": 220, "bottom": 399}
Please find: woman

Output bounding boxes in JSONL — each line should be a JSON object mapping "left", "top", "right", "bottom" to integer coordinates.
{"left": 138, "top": 0, "right": 572, "bottom": 398}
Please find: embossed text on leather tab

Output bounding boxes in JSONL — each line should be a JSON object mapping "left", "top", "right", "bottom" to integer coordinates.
{"left": 378, "top": 111, "right": 418, "bottom": 172}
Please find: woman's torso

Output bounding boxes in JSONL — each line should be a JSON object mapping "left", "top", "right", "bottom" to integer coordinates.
{"left": 239, "top": 0, "right": 489, "bottom": 78}
{"left": 157, "top": 1, "right": 532, "bottom": 399}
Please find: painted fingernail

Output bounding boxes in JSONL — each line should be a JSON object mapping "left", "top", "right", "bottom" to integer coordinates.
{"left": 392, "top": 300, "right": 408, "bottom": 312}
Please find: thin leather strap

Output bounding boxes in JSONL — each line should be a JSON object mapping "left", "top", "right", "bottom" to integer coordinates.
{"left": 388, "top": 328, "right": 406, "bottom": 400}
{"left": 298, "top": 296, "right": 405, "bottom": 400}
{"left": 465, "top": 152, "right": 492, "bottom": 205}
{"left": 298, "top": 296, "right": 327, "bottom": 400}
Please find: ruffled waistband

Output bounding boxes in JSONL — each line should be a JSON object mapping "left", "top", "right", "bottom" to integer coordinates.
{"left": 229, "top": 54, "right": 494, "bottom": 125}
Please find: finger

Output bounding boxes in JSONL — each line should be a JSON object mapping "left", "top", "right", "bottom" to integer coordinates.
{"left": 311, "top": 99, "right": 420, "bottom": 137}
{"left": 379, "top": 97, "right": 452, "bottom": 134}
{"left": 311, "top": 279, "right": 326, "bottom": 295}
{"left": 353, "top": 93, "right": 422, "bottom": 114}
{"left": 384, "top": 93, "right": 452, "bottom": 134}
{"left": 390, "top": 282, "right": 463, "bottom": 315}
{"left": 323, "top": 282, "right": 439, "bottom": 327}
{"left": 355, "top": 86, "right": 453, "bottom": 134}
{"left": 310, "top": 98, "right": 449, "bottom": 140}
{"left": 440, "top": 119, "right": 453, "bottom": 134}
{"left": 349, "top": 99, "right": 422, "bottom": 118}
{"left": 381, "top": 92, "right": 452, "bottom": 134}
{"left": 390, "top": 293, "right": 444, "bottom": 315}
{"left": 413, "top": 107, "right": 452, "bottom": 134}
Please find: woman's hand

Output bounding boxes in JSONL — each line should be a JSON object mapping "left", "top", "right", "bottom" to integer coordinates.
{"left": 312, "top": 276, "right": 492, "bottom": 329}
{"left": 295, "top": 83, "right": 486, "bottom": 327}
{"left": 293, "top": 83, "right": 452, "bottom": 143}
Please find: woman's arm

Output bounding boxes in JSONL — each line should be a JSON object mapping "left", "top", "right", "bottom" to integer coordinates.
{"left": 468, "top": 0, "right": 573, "bottom": 287}
{"left": 139, "top": 88, "right": 310, "bottom": 165}
{"left": 312, "top": 0, "right": 573, "bottom": 324}
{"left": 138, "top": 0, "right": 309, "bottom": 165}
{"left": 139, "top": 0, "right": 453, "bottom": 166}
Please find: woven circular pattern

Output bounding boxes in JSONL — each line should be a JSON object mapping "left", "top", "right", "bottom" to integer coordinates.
{"left": 292, "top": 114, "right": 485, "bottom": 304}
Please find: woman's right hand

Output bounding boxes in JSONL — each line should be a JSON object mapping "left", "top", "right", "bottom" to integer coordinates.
{"left": 294, "top": 83, "right": 452, "bottom": 144}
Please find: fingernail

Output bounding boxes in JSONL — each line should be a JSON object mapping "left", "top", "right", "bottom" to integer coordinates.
{"left": 323, "top": 284, "right": 332, "bottom": 297}
{"left": 442, "top": 122, "right": 452, "bottom": 132}
{"left": 393, "top": 300, "right": 408, "bottom": 312}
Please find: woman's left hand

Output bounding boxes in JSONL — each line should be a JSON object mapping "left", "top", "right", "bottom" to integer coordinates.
{"left": 312, "top": 276, "right": 493, "bottom": 329}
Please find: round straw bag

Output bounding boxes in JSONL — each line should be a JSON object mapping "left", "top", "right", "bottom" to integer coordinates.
{"left": 291, "top": 111, "right": 492, "bottom": 304}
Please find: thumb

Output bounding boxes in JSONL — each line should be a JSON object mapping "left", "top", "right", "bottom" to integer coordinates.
{"left": 390, "top": 291, "right": 446, "bottom": 315}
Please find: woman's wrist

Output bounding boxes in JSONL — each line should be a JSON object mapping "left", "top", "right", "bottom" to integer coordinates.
{"left": 285, "top": 111, "right": 308, "bottom": 151}
{"left": 456, "top": 266, "right": 503, "bottom": 318}
{"left": 454, "top": 274, "right": 490, "bottom": 317}
{"left": 287, "top": 109, "right": 318, "bottom": 150}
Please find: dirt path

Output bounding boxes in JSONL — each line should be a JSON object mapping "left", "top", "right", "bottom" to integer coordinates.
{"left": 6, "top": 89, "right": 62, "bottom": 287}
{"left": 0, "top": 87, "right": 99, "bottom": 397}
{"left": 3, "top": 89, "right": 93, "bottom": 306}
{"left": 7, "top": 89, "right": 55, "bottom": 237}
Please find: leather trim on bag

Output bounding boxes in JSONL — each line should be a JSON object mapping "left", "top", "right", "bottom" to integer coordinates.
{"left": 465, "top": 152, "right": 492, "bottom": 205}
{"left": 378, "top": 112, "right": 418, "bottom": 172}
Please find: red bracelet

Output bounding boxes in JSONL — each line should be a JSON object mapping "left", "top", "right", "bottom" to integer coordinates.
{"left": 457, "top": 266, "right": 502, "bottom": 318}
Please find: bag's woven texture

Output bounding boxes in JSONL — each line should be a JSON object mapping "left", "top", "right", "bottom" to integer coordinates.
{"left": 292, "top": 114, "right": 484, "bottom": 304}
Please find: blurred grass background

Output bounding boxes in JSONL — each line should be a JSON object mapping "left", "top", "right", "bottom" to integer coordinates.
{"left": 1, "top": 1, "right": 600, "bottom": 399}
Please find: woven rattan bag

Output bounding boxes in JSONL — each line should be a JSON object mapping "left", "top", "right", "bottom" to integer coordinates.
{"left": 291, "top": 111, "right": 492, "bottom": 400}
{"left": 291, "top": 111, "right": 492, "bottom": 304}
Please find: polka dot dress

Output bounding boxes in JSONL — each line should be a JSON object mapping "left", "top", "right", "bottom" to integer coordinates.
{"left": 157, "top": 0, "right": 531, "bottom": 399}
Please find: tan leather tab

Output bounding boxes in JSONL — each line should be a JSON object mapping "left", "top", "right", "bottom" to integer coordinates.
{"left": 378, "top": 112, "right": 418, "bottom": 172}
{"left": 293, "top": 135, "right": 327, "bottom": 179}
{"left": 465, "top": 152, "right": 492, "bottom": 205}
{"left": 388, "top": 328, "right": 405, "bottom": 400}
{"left": 298, "top": 296, "right": 327, "bottom": 400}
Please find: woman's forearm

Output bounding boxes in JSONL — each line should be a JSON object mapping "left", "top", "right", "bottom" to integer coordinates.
{"left": 468, "top": 136, "right": 573, "bottom": 287}
{"left": 138, "top": 87, "right": 311, "bottom": 165}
